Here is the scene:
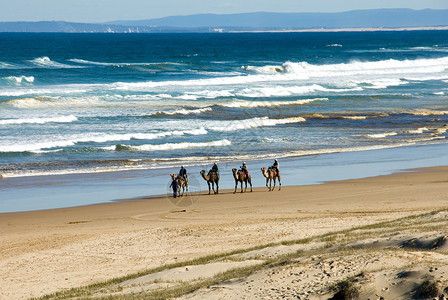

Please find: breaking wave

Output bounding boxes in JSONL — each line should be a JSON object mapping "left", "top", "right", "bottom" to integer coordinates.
{"left": 0, "top": 115, "right": 78, "bottom": 125}
{"left": 155, "top": 107, "right": 213, "bottom": 116}
{"left": 0, "top": 128, "right": 208, "bottom": 153}
{"left": 210, "top": 116, "right": 306, "bottom": 132}
{"left": 244, "top": 56, "right": 448, "bottom": 79}
{"left": 0, "top": 75, "right": 34, "bottom": 86}
{"left": 29, "top": 56, "right": 83, "bottom": 69}
{"left": 220, "top": 98, "right": 328, "bottom": 108}
{"left": 109, "top": 139, "right": 231, "bottom": 152}
{"left": 365, "top": 132, "right": 398, "bottom": 139}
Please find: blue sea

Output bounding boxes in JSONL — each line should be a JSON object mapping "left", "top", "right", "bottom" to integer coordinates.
{"left": 1, "top": 31, "right": 448, "bottom": 212}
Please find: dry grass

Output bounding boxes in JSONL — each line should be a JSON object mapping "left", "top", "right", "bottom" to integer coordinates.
{"left": 35, "top": 209, "right": 448, "bottom": 300}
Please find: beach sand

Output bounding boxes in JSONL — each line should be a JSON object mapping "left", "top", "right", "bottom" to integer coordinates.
{"left": 2, "top": 166, "right": 448, "bottom": 299}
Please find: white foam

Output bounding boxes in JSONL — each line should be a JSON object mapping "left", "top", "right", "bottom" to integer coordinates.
{"left": 341, "top": 116, "right": 368, "bottom": 120}
{"left": 68, "top": 59, "right": 116, "bottom": 66}
{"left": 0, "top": 140, "right": 76, "bottom": 153}
{"left": 435, "top": 127, "right": 448, "bottom": 135}
{"left": 157, "top": 107, "right": 212, "bottom": 115}
{"left": 362, "top": 78, "right": 409, "bottom": 89}
{"left": 0, "top": 115, "right": 78, "bottom": 125}
{"left": 410, "top": 110, "right": 448, "bottom": 116}
{"left": 220, "top": 98, "right": 328, "bottom": 108}
{"left": 236, "top": 85, "right": 325, "bottom": 97}
{"left": 75, "top": 128, "right": 208, "bottom": 144}
{"left": 0, "top": 61, "right": 15, "bottom": 69}
{"left": 365, "top": 132, "right": 398, "bottom": 139}
{"left": 1, "top": 75, "right": 34, "bottom": 86}
{"left": 29, "top": 56, "right": 82, "bottom": 69}
{"left": 243, "top": 65, "right": 285, "bottom": 74}
{"left": 285, "top": 57, "right": 448, "bottom": 77}
{"left": 210, "top": 116, "right": 306, "bottom": 132}
{"left": 108, "top": 139, "right": 231, "bottom": 152}
{"left": 406, "top": 127, "right": 429, "bottom": 134}
{"left": 0, "top": 128, "right": 208, "bottom": 153}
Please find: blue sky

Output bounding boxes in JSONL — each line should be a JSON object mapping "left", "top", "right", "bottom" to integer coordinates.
{"left": 0, "top": 0, "right": 447, "bottom": 22}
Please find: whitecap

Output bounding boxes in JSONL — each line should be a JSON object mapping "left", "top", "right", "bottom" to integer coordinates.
{"left": 365, "top": 132, "right": 398, "bottom": 139}
{"left": 29, "top": 56, "right": 83, "bottom": 69}
{"left": 0, "top": 115, "right": 78, "bottom": 125}
{"left": 406, "top": 127, "right": 429, "bottom": 134}
{"left": 243, "top": 65, "right": 285, "bottom": 74}
{"left": 0, "top": 75, "right": 34, "bottom": 86}
{"left": 220, "top": 98, "right": 328, "bottom": 108}
{"left": 156, "top": 107, "right": 212, "bottom": 115}
{"left": 210, "top": 116, "right": 306, "bottom": 132}
{"left": 0, "top": 140, "right": 76, "bottom": 153}
{"left": 107, "top": 139, "right": 231, "bottom": 152}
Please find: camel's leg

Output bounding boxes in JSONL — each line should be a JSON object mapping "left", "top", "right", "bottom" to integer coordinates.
{"left": 273, "top": 178, "right": 276, "bottom": 190}
{"left": 207, "top": 182, "right": 211, "bottom": 194}
{"left": 278, "top": 175, "right": 281, "bottom": 191}
{"left": 216, "top": 181, "right": 219, "bottom": 194}
{"left": 234, "top": 180, "right": 237, "bottom": 194}
{"left": 243, "top": 180, "right": 246, "bottom": 193}
{"left": 249, "top": 178, "right": 253, "bottom": 192}
{"left": 266, "top": 178, "right": 269, "bottom": 189}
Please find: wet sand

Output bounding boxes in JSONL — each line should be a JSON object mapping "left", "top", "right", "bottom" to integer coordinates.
{"left": 2, "top": 166, "right": 448, "bottom": 298}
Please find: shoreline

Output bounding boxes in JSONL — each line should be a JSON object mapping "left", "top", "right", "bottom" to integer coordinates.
{"left": 228, "top": 25, "right": 448, "bottom": 33}
{"left": 3, "top": 142, "right": 448, "bottom": 213}
{"left": 2, "top": 164, "right": 448, "bottom": 298}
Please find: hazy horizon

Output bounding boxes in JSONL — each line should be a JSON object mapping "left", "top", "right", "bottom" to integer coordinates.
{"left": 0, "top": 0, "right": 447, "bottom": 23}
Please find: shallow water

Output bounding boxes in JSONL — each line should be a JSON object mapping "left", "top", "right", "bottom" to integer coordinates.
{"left": 1, "top": 31, "right": 448, "bottom": 212}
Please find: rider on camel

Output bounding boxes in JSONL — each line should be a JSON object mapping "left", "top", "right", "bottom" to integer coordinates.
{"left": 179, "top": 166, "right": 187, "bottom": 181}
{"left": 211, "top": 163, "right": 219, "bottom": 176}
{"left": 272, "top": 159, "right": 279, "bottom": 175}
{"left": 241, "top": 162, "right": 249, "bottom": 178}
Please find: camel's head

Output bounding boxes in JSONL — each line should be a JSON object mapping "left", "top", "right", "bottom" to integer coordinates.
{"left": 170, "top": 174, "right": 176, "bottom": 179}
{"left": 232, "top": 168, "right": 237, "bottom": 173}
{"left": 200, "top": 170, "right": 206, "bottom": 175}
{"left": 261, "top": 167, "right": 266, "bottom": 172}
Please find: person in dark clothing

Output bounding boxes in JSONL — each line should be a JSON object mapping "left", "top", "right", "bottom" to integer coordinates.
{"left": 272, "top": 159, "right": 279, "bottom": 174}
{"left": 179, "top": 166, "right": 187, "bottom": 180}
{"left": 170, "top": 178, "right": 179, "bottom": 198}
{"left": 211, "top": 163, "right": 219, "bottom": 175}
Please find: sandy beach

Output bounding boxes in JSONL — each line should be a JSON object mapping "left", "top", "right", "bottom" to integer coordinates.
{"left": 2, "top": 165, "right": 448, "bottom": 299}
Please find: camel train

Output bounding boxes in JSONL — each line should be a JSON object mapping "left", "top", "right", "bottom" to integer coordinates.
{"left": 169, "top": 160, "right": 281, "bottom": 197}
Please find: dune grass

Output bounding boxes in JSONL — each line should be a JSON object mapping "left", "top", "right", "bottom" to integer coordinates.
{"left": 34, "top": 209, "right": 448, "bottom": 299}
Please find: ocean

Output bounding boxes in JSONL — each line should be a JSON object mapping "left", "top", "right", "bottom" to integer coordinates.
{"left": 1, "top": 31, "right": 448, "bottom": 212}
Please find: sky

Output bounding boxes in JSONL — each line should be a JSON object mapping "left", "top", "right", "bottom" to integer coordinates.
{"left": 0, "top": 0, "right": 447, "bottom": 23}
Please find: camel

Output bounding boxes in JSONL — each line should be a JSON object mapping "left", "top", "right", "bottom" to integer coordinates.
{"left": 200, "top": 170, "right": 219, "bottom": 194}
{"left": 170, "top": 174, "right": 188, "bottom": 196}
{"left": 261, "top": 166, "right": 281, "bottom": 191}
{"left": 232, "top": 168, "right": 252, "bottom": 193}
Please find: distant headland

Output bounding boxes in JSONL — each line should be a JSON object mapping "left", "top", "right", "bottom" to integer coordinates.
{"left": 1, "top": 8, "right": 447, "bottom": 33}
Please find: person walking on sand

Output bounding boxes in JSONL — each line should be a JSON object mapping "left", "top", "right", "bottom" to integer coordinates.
{"left": 170, "top": 177, "right": 179, "bottom": 198}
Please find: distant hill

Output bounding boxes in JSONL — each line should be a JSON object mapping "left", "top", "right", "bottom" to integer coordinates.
{"left": 108, "top": 9, "right": 448, "bottom": 29}
{"left": 0, "top": 21, "right": 152, "bottom": 33}
{"left": 1, "top": 9, "right": 447, "bottom": 33}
